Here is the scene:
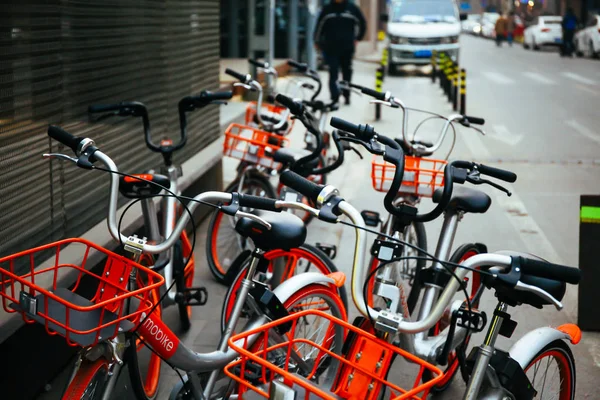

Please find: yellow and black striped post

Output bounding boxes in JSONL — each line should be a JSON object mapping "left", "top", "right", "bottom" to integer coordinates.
{"left": 444, "top": 59, "right": 454, "bottom": 101}
{"left": 431, "top": 50, "right": 437, "bottom": 83}
{"left": 438, "top": 52, "right": 447, "bottom": 90}
{"left": 459, "top": 68, "right": 467, "bottom": 115}
{"left": 375, "top": 48, "right": 388, "bottom": 121}
{"left": 452, "top": 64, "right": 459, "bottom": 111}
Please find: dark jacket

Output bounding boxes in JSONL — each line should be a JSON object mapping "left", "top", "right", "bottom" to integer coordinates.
{"left": 314, "top": 1, "right": 367, "bottom": 54}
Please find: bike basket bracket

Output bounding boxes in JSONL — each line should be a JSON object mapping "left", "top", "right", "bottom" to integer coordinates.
{"left": 249, "top": 284, "right": 291, "bottom": 334}
{"left": 124, "top": 235, "right": 147, "bottom": 256}
{"left": 374, "top": 310, "right": 402, "bottom": 335}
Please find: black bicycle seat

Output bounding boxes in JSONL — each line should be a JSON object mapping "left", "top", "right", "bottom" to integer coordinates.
{"left": 235, "top": 211, "right": 306, "bottom": 251}
{"left": 119, "top": 173, "right": 171, "bottom": 199}
{"left": 433, "top": 186, "right": 491, "bottom": 214}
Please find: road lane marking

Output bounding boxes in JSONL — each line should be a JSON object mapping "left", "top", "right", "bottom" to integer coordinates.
{"left": 482, "top": 71, "right": 515, "bottom": 85}
{"left": 488, "top": 125, "right": 523, "bottom": 146}
{"left": 561, "top": 72, "right": 596, "bottom": 85}
{"left": 460, "top": 129, "right": 491, "bottom": 160}
{"left": 522, "top": 72, "right": 555, "bottom": 85}
{"left": 565, "top": 120, "right": 600, "bottom": 145}
{"left": 574, "top": 84, "right": 599, "bottom": 96}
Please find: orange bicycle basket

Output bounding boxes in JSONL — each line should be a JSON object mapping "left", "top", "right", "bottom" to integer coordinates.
{"left": 371, "top": 155, "right": 447, "bottom": 198}
{"left": 245, "top": 102, "right": 294, "bottom": 135}
{"left": 225, "top": 309, "right": 443, "bottom": 400}
{"left": 0, "top": 238, "right": 164, "bottom": 347}
{"left": 223, "top": 123, "right": 289, "bottom": 169}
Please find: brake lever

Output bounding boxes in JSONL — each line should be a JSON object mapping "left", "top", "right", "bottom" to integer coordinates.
{"left": 235, "top": 211, "right": 272, "bottom": 230}
{"left": 43, "top": 153, "right": 78, "bottom": 163}
{"left": 233, "top": 82, "right": 255, "bottom": 91}
{"left": 369, "top": 99, "right": 399, "bottom": 109}
{"left": 466, "top": 173, "right": 512, "bottom": 196}
{"left": 340, "top": 141, "right": 364, "bottom": 159}
{"left": 339, "top": 136, "right": 384, "bottom": 155}
{"left": 515, "top": 281, "right": 563, "bottom": 310}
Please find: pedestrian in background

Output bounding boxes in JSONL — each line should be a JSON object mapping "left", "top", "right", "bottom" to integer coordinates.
{"left": 561, "top": 7, "right": 578, "bottom": 56}
{"left": 507, "top": 11, "right": 516, "bottom": 46}
{"left": 314, "top": 0, "right": 366, "bottom": 105}
{"left": 495, "top": 13, "right": 508, "bottom": 47}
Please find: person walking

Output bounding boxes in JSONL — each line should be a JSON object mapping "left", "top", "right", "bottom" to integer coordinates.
{"left": 314, "top": 0, "right": 366, "bottom": 105}
{"left": 495, "top": 14, "right": 508, "bottom": 47}
{"left": 506, "top": 11, "right": 516, "bottom": 46}
{"left": 561, "top": 7, "right": 578, "bottom": 56}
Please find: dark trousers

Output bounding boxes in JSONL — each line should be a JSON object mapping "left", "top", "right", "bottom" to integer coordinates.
{"left": 324, "top": 51, "right": 353, "bottom": 101}
{"left": 563, "top": 29, "right": 575, "bottom": 55}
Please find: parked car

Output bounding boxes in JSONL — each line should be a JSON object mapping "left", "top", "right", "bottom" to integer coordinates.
{"left": 523, "top": 16, "right": 563, "bottom": 50}
{"left": 480, "top": 12, "right": 500, "bottom": 38}
{"left": 462, "top": 14, "right": 482, "bottom": 35}
{"left": 386, "top": 0, "right": 462, "bottom": 73}
{"left": 575, "top": 14, "right": 600, "bottom": 58}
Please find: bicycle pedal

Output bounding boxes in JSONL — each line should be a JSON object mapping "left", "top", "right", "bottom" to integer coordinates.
{"left": 361, "top": 210, "right": 381, "bottom": 227}
{"left": 179, "top": 287, "right": 208, "bottom": 306}
{"left": 316, "top": 242, "right": 337, "bottom": 259}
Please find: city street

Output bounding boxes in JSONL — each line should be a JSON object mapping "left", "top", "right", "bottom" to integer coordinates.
{"left": 38, "top": 34, "right": 600, "bottom": 399}
{"left": 163, "top": 35, "right": 600, "bottom": 398}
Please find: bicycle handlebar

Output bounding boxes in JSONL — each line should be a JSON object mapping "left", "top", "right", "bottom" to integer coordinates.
{"left": 249, "top": 58, "right": 268, "bottom": 69}
{"left": 279, "top": 170, "right": 325, "bottom": 204}
{"left": 463, "top": 115, "right": 485, "bottom": 125}
{"left": 48, "top": 125, "right": 84, "bottom": 154}
{"left": 287, "top": 59, "right": 308, "bottom": 72}
{"left": 361, "top": 87, "right": 387, "bottom": 101}
{"left": 225, "top": 68, "right": 250, "bottom": 83}
{"left": 287, "top": 59, "right": 322, "bottom": 101}
{"left": 237, "top": 193, "right": 281, "bottom": 213}
{"left": 518, "top": 257, "right": 581, "bottom": 284}
{"left": 475, "top": 163, "right": 516, "bottom": 182}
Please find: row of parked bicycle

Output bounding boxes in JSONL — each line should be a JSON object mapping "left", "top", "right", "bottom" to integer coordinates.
{"left": 0, "top": 58, "right": 582, "bottom": 400}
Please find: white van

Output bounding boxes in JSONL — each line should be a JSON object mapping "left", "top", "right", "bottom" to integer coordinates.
{"left": 386, "top": 0, "right": 462, "bottom": 72}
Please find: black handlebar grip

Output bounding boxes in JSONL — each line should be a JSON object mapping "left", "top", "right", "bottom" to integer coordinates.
{"left": 275, "top": 94, "right": 303, "bottom": 116}
{"left": 518, "top": 257, "right": 581, "bottom": 285}
{"left": 361, "top": 87, "right": 386, "bottom": 101}
{"left": 225, "top": 68, "right": 248, "bottom": 82}
{"left": 476, "top": 164, "right": 517, "bottom": 183}
{"left": 330, "top": 117, "right": 360, "bottom": 135}
{"left": 287, "top": 59, "right": 308, "bottom": 72}
{"left": 237, "top": 194, "right": 281, "bottom": 212}
{"left": 88, "top": 104, "right": 122, "bottom": 113}
{"left": 248, "top": 58, "right": 267, "bottom": 68}
{"left": 464, "top": 116, "right": 485, "bottom": 125}
{"left": 280, "top": 170, "right": 324, "bottom": 204}
{"left": 48, "top": 125, "right": 84, "bottom": 153}
{"left": 199, "top": 90, "right": 233, "bottom": 102}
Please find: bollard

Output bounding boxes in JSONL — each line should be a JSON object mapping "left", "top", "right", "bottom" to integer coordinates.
{"left": 452, "top": 64, "right": 459, "bottom": 111}
{"left": 459, "top": 69, "right": 466, "bottom": 115}
{"left": 444, "top": 60, "right": 454, "bottom": 102}
{"left": 375, "top": 48, "right": 388, "bottom": 121}
{"left": 439, "top": 53, "right": 447, "bottom": 90}
{"left": 431, "top": 50, "right": 437, "bottom": 83}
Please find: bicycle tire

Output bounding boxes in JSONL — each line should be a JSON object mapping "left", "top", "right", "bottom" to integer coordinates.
{"left": 206, "top": 174, "right": 275, "bottom": 284}
{"left": 126, "top": 255, "right": 162, "bottom": 399}
{"left": 422, "top": 242, "right": 485, "bottom": 392}
{"left": 522, "top": 340, "right": 576, "bottom": 400}
{"left": 62, "top": 358, "right": 110, "bottom": 400}
{"left": 251, "top": 284, "right": 347, "bottom": 383}
{"left": 366, "top": 220, "right": 427, "bottom": 314}
{"left": 173, "top": 240, "right": 192, "bottom": 331}
{"left": 220, "top": 243, "right": 347, "bottom": 334}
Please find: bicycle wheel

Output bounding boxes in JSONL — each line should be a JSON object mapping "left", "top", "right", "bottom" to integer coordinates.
{"left": 366, "top": 220, "right": 427, "bottom": 314}
{"left": 220, "top": 244, "right": 347, "bottom": 333}
{"left": 62, "top": 358, "right": 110, "bottom": 400}
{"left": 126, "top": 253, "right": 162, "bottom": 399}
{"left": 206, "top": 174, "right": 275, "bottom": 284}
{"left": 251, "top": 284, "right": 347, "bottom": 382}
{"left": 422, "top": 242, "right": 485, "bottom": 392}
{"left": 522, "top": 340, "right": 576, "bottom": 400}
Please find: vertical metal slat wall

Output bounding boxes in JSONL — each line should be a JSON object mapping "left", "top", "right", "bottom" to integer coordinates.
{"left": 0, "top": 1, "right": 220, "bottom": 269}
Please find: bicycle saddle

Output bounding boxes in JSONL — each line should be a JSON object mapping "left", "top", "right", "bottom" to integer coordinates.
{"left": 272, "top": 148, "right": 320, "bottom": 170}
{"left": 395, "top": 138, "right": 434, "bottom": 157}
{"left": 119, "top": 173, "right": 171, "bottom": 198}
{"left": 235, "top": 210, "right": 307, "bottom": 251}
{"left": 253, "top": 112, "right": 289, "bottom": 132}
{"left": 433, "top": 186, "right": 491, "bottom": 214}
{"left": 486, "top": 251, "right": 567, "bottom": 309}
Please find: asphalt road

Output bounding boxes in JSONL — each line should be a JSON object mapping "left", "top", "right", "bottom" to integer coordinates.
{"left": 39, "top": 34, "right": 600, "bottom": 399}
